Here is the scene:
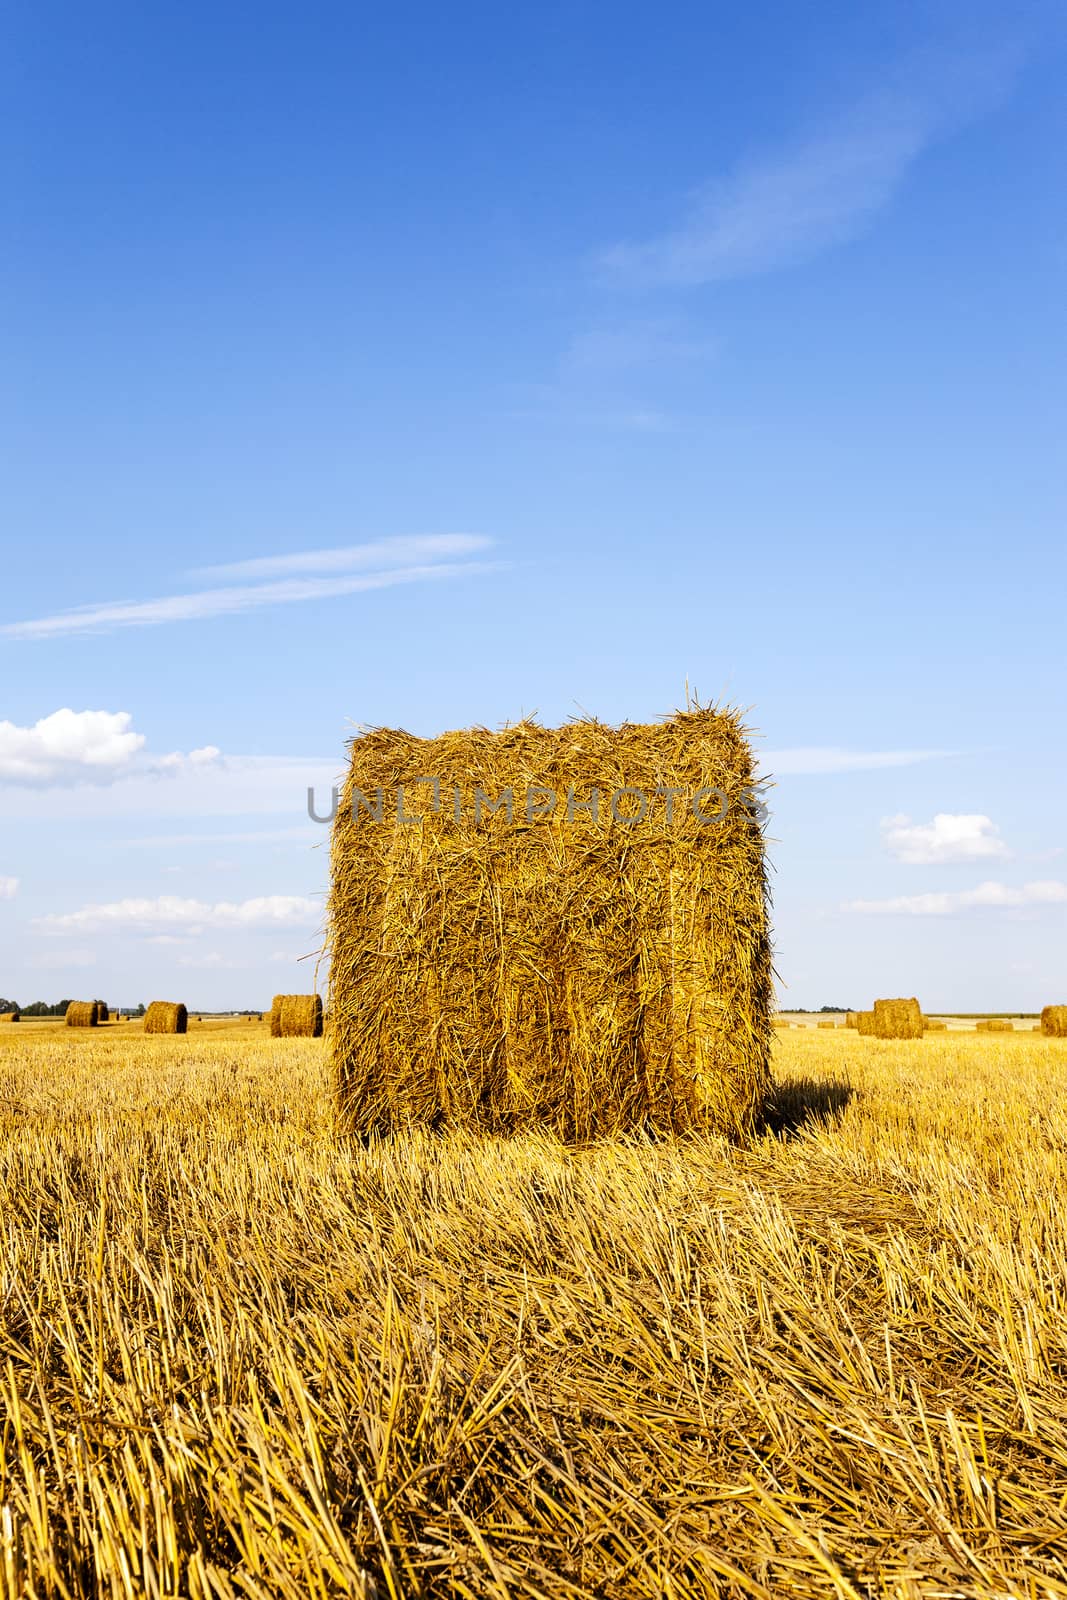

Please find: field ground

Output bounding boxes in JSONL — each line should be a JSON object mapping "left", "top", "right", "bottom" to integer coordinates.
{"left": 1, "top": 1029, "right": 1066, "bottom": 1597}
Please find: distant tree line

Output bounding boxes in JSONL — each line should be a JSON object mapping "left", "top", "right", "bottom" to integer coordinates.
{"left": 0, "top": 999, "right": 147, "bottom": 1017}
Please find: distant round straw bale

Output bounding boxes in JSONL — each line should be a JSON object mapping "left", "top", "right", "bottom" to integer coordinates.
{"left": 144, "top": 1001, "right": 188, "bottom": 1034}
{"left": 1040, "top": 1005, "right": 1067, "bottom": 1038}
{"left": 93, "top": 1000, "right": 109, "bottom": 1022}
{"left": 873, "top": 998, "right": 924, "bottom": 1040}
{"left": 817, "top": 1019, "right": 836, "bottom": 1030}
{"left": 976, "top": 1019, "right": 1013, "bottom": 1033}
{"left": 271, "top": 994, "right": 323, "bottom": 1037}
{"left": 0, "top": 1009, "right": 19, "bottom": 1023}
{"left": 65, "top": 1001, "right": 98, "bottom": 1028}
{"left": 923, "top": 1018, "right": 947, "bottom": 1031}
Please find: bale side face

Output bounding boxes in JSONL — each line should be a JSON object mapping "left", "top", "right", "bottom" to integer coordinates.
{"left": 66, "top": 1001, "right": 98, "bottom": 1028}
{"left": 93, "top": 1001, "right": 110, "bottom": 1022}
{"left": 276, "top": 994, "right": 324, "bottom": 1037}
{"left": 844, "top": 1012, "right": 858, "bottom": 1028}
{"left": 329, "top": 710, "right": 772, "bottom": 1142}
{"left": 269, "top": 996, "right": 284, "bottom": 1038}
{"left": 1040, "top": 1005, "right": 1067, "bottom": 1038}
{"left": 856, "top": 1011, "right": 877, "bottom": 1036}
{"left": 144, "top": 1002, "right": 188, "bottom": 1034}
{"left": 872, "top": 997, "right": 924, "bottom": 1040}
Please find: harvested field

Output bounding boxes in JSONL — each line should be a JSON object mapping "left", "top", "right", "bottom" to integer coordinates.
{"left": 0, "top": 1027, "right": 1064, "bottom": 1596}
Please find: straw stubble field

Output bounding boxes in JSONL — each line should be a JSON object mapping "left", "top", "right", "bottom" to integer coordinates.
{"left": 0, "top": 1026, "right": 1065, "bottom": 1598}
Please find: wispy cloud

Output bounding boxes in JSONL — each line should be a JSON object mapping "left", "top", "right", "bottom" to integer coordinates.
{"left": 123, "top": 826, "right": 311, "bottom": 849}
{"left": 559, "top": 319, "right": 717, "bottom": 377}
{"left": 0, "top": 876, "right": 18, "bottom": 900}
{"left": 37, "top": 894, "right": 320, "bottom": 935}
{"left": 30, "top": 948, "right": 97, "bottom": 970}
{"left": 598, "top": 50, "right": 1021, "bottom": 289}
{"left": 0, "top": 751, "right": 336, "bottom": 821}
{"left": 3, "top": 537, "right": 499, "bottom": 640}
{"left": 882, "top": 812, "right": 1010, "bottom": 864}
{"left": 844, "top": 880, "right": 1067, "bottom": 917}
{"left": 192, "top": 534, "right": 490, "bottom": 581}
{"left": 761, "top": 747, "right": 952, "bottom": 776}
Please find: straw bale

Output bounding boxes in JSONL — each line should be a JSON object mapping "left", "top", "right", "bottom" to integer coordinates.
{"left": 65, "top": 1001, "right": 98, "bottom": 1028}
{"left": 873, "top": 997, "right": 924, "bottom": 1040}
{"left": 976, "top": 1019, "right": 1012, "bottom": 1033}
{"left": 329, "top": 708, "right": 772, "bottom": 1141}
{"left": 1040, "top": 1005, "right": 1067, "bottom": 1038}
{"left": 93, "top": 1001, "right": 109, "bottom": 1022}
{"left": 855, "top": 1010, "right": 877, "bottom": 1036}
{"left": 844, "top": 1012, "right": 858, "bottom": 1028}
{"left": 144, "top": 1001, "right": 188, "bottom": 1034}
{"left": 271, "top": 994, "right": 323, "bottom": 1037}
{"left": 0, "top": 1010, "right": 19, "bottom": 1023}
{"left": 923, "top": 1018, "right": 947, "bottom": 1031}
{"left": 817, "top": 1019, "right": 836, "bottom": 1030}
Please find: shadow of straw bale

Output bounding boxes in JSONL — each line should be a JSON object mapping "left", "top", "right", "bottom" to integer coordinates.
{"left": 764, "top": 1075, "right": 854, "bottom": 1139}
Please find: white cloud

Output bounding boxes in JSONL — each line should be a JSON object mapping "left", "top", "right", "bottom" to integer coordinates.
{"left": 3, "top": 538, "right": 499, "bottom": 640}
{"left": 762, "top": 746, "right": 950, "bottom": 775}
{"left": 882, "top": 812, "right": 1009, "bottom": 864}
{"left": 0, "top": 710, "right": 231, "bottom": 791}
{"left": 844, "top": 880, "right": 1067, "bottom": 917}
{"left": 37, "top": 895, "right": 321, "bottom": 935}
{"left": 0, "top": 709, "right": 146, "bottom": 784}
{"left": 598, "top": 52, "right": 1018, "bottom": 288}
{"left": 0, "top": 876, "right": 18, "bottom": 899}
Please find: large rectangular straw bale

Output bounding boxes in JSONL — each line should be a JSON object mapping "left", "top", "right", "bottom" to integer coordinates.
{"left": 1040, "top": 1005, "right": 1067, "bottom": 1037}
{"left": 855, "top": 1010, "right": 877, "bottom": 1036}
{"left": 65, "top": 1001, "right": 97, "bottom": 1028}
{"left": 144, "top": 1001, "right": 188, "bottom": 1034}
{"left": 873, "top": 997, "right": 924, "bottom": 1040}
{"left": 329, "top": 709, "right": 772, "bottom": 1142}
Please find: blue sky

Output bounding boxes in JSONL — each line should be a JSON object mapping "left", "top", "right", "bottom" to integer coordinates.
{"left": 2, "top": 0, "right": 1065, "bottom": 1010}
